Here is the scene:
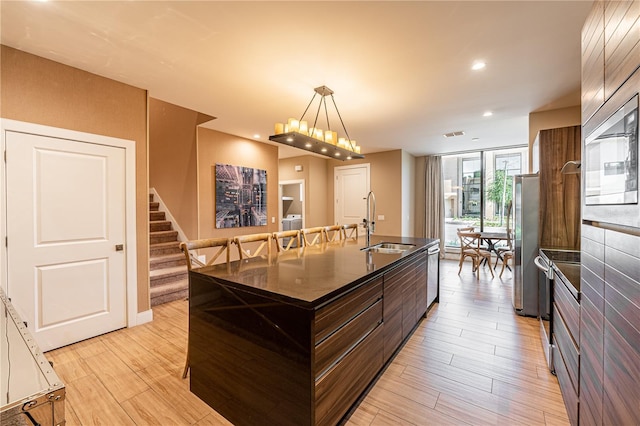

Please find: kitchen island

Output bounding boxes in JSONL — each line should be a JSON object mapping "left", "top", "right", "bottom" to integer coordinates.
{"left": 188, "top": 235, "right": 439, "bottom": 426}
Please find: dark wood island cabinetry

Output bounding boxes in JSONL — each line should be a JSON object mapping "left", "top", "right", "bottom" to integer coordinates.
{"left": 188, "top": 236, "right": 438, "bottom": 426}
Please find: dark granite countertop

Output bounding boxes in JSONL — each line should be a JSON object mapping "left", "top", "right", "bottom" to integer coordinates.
{"left": 191, "top": 235, "right": 438, "bottom": 309}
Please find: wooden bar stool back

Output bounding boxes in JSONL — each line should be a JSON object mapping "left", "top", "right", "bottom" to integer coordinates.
{"left": 342, "top": 223, "right": 359, "bottom": 240}
{"left": 324, "top": 225, "right": 344, "bottom": 243}
{"left": 234, "top": 233, "right": 273, "bottom": 259}
{"left": 301, "top": 227, "right": 325, "bottom": 247}
{"left": 273, "top": 230, "right": 301, "bottom": 252}
{"left": 180, "top": 237, "right": 232, "bottom": 270}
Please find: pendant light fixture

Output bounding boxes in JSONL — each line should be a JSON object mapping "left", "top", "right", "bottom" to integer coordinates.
{"left": 269, "top": 85, "right": 364, "bottom": 160}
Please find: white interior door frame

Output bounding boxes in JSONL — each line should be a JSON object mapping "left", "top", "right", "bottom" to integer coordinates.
{"left": 0, "top": 119, "right": 140, "bottom": 328}
{"left": 278, "top": 179, "right": 305, "bottom": 231}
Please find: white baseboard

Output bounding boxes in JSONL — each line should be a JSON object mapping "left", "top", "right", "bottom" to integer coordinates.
{"left": 135, "top": 309, "right": 153, "bottom": 326}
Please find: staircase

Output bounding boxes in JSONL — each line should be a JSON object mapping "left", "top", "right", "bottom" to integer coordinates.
{"left": 149, "top": 194, "right": 188, "bottom": 307}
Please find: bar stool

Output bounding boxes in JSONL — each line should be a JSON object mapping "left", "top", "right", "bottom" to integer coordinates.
{"left": 273, "top": 230, "right": 301, "bottom": 252}
{"left": 301, "top": 227, "right": 325, "bottom": 246}
{"left": 234, "top": 233, "right": 273, "bottom": 259}
{"left": 179, "top": 237, "right": 232, "bottom": 379}
{"left": 342, "top": 223, "right": 359, "bottom": 240}
{"left": 324, "top": 225, "right": 344, "bottom": 243}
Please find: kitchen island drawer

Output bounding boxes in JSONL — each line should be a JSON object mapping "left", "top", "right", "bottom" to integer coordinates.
{"left": 315, "top": 324, "right": 383, "bottom": 426}
{"left": 315, "top": 277, "right": 382, "bottom": 342}
{"left": 314, "top": 299, "right": 382, "bottom": 378}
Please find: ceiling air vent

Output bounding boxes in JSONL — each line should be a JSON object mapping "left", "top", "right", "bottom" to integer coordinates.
{"left": 443, "top": 131, "right": 465, "bottom": 138}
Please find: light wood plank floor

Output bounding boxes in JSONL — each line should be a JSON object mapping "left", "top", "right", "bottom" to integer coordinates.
{"left": 46, "top": 259, "right": 568, "bottom": 425}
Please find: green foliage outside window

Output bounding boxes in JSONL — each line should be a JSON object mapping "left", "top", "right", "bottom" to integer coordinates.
{"left": 486, "top": 169, "right": 513, "bottom": 216}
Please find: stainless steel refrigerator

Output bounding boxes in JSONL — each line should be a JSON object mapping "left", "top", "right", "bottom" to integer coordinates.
{"left": 513, "top": 174, "right": 540, "bottom": 316}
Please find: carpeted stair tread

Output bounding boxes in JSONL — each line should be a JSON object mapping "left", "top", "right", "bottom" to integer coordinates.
{"left": 149, "top": 265, "right": 187, "bottom": 279}
{"left": 150, "top": 220, "right": 172, "bottom": 232}
{"left": 150, "top": 252, "right": 186, "bottom": 270}
{"left": 150, "top": 279, "right": 188, "bottom": 306}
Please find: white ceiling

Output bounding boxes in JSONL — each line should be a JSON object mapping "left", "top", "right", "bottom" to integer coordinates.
{"left": 1, "top": 1, "right": 593, "bottom": 158}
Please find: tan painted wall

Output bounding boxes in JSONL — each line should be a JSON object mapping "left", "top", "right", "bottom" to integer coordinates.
{"left": 529, "top": 105, "right": 581, "bottom": 170}
{"left": 1, "top": 45, "right": 150, "bottom": 313}
{"left": 149, "top": 98, "right": 213, "bottom": 239}
{"left": 326, "top": 150, "right": 404, "bottom": 237}
{"left": 279, "top": 155, "right": 328, "bottom": 227}
{"left": 402, "top": 150, "right": 416, "bottom": 237}
{"left": 197, "top": 128, "right": 279, "bottom": 260}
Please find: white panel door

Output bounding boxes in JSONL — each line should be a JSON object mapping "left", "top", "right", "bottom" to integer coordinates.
{"left": 6, "top": 131, "right": 126, "bottom": 351}
{"left": 334, "top": 164, "right": 369, "bottom": 229}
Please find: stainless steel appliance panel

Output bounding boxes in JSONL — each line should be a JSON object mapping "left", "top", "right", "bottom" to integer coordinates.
{"left": 583, "top": 93, "right": 639, "bottom": 228}
{"left": 513, "top": 174, "right": 540, "bottom": 316}
{"left": 427, "top": 245, "right": 440, "bottom": 307}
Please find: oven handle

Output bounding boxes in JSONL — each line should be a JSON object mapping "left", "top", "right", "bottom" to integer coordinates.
{"left": 534, "top": 255, "right": 549, "bottom": 273}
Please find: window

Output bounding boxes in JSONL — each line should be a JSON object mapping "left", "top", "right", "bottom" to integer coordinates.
{"left": 443, "top": 147, "right": 528, "bottom": 248}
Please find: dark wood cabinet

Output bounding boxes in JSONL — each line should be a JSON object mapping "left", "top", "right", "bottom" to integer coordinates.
{"left": 603, "top": 0, "right": 640, "bottom": 100}
{"left": 553, "top": 270, "right": 581, "bottom": 426}
{"left": 581, "top": 1, "right": 605, "bottom": 122}
{"left": 582, "top": 1, "right": 640, "bottom": 122}
{"left": 580, "top": 4, "right": 640, "bottom": 424}
{"left": 602, "top": 229, "right": 640, "bottom": 426}
{"left": 580, "top": 225, "right": 605, "bottom": 426}
{"left": 383, "top": 252, "right": 428, "bottom": 360}
{"left": 578, "top": 225, "right": 640, "bottom": 426}
{"left": 537, "top": 125, "right": 581, "bottom": 250}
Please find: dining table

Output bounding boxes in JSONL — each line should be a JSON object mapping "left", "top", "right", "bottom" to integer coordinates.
{"left": 478, "top": 231, "right": 511, "bottom": 269}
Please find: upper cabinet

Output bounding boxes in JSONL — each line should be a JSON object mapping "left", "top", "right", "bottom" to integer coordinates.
{"left": 537, "top": 126, "right": 582, "bottom": 250}
{"left": 604, "top": 1, "right": 640, "bottom": 99}
{"left": 582, "top": 1, "right": 640, "bottom": 123}
{"left": 582, "top": 1, "right": 606, "bottom": 122}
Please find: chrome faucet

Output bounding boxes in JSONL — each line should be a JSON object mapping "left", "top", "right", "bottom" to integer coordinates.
{"left": 363, "top": 191, "right": 376, "bottom": 247}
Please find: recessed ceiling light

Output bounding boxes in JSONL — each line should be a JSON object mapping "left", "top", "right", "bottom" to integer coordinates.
{"left": 253, "top": 134, "right": 260, "bottom": 139}
{"left": 321, "top": 147, "right": 327, "bottom": 153}
{"left": 483, "top": 111, "right": 493, "bottom": 117}
{"left": 472, "top": 137, "right": 480, "bottom": 142}
{"left": 305, "top": 142, "right": 312, "bottom": 148}
{"left": 472, "top": 61, "right": 486, "bottom": 71}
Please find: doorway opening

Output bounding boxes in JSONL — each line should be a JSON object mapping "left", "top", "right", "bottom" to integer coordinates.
{"left": 278, "top": 180, "right": 305, "bottom": 232}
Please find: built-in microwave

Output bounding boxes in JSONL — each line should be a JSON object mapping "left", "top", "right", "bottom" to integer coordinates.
{"left": 583, "top": 94, "right": 639, "bottom": 228}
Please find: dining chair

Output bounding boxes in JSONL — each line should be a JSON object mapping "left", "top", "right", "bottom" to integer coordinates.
{"left": 179, "top": 237, "right": 233, "bottom": 379}
{"left": 324, "top": 225, "right": 344, "bottom": 243}
{"left": 301, "top": 227, "right": 325, "bottom": 246}
{"left": 494, "top": 201, "right": 513, "bottom": 268}
{"left": 234, "top": 233, "right": 273, "bottom": 259}
{"left": 273, "top": 230, "right": 301, "bottom": 252}
{"left": 343, "top": 223, "right": 359, "bottom": 240}
{"left": 499, "top": 249, "right": 514, "bottom": 278}
{"left": 457, "top": 229, "right": 494, "bottom": 279}
{"left": 494, "top": 228, "right": 514, "bottom": 270}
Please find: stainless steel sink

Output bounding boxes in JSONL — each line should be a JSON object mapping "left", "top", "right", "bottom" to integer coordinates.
{"left": 361, "top": 242, "right": 416, "bottom": 254}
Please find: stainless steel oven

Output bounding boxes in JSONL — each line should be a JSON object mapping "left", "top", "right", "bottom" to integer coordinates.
{"left": 534, "top": 252, "right": 554, "bottom": 372}
{"left": 534, "top": 249, "right": 580, "bottom": 373}
{"left": 583, "top": 93, "right": 639, "bottom": 228}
